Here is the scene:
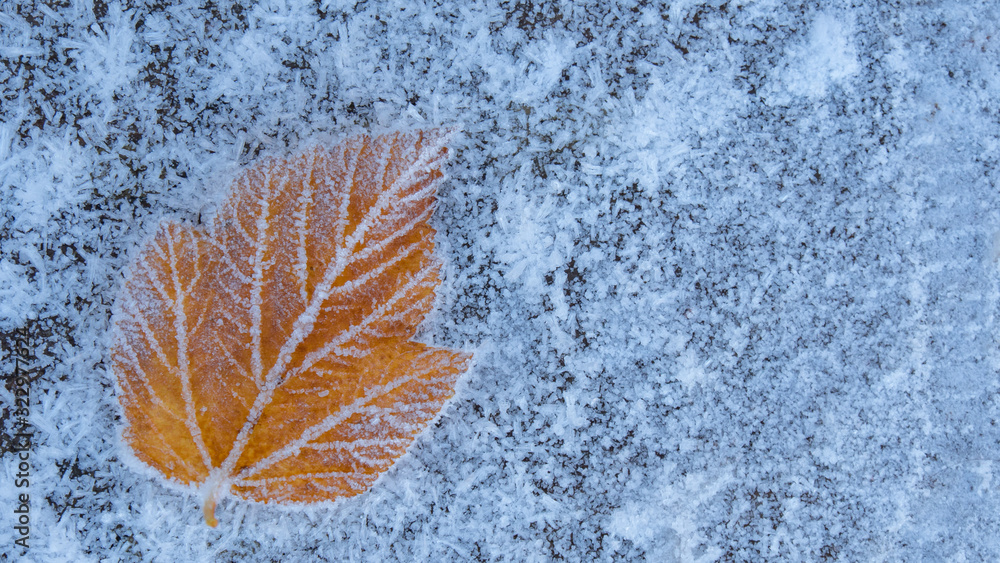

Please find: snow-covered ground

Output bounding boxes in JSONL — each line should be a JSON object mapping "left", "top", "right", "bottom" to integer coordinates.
{"left": 2, "top": 0, "right": 999, "bottom": 560}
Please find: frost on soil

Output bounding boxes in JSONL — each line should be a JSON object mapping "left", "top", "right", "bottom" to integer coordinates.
{"left": 1, "top": 1, "right": 999, "bottom": 561}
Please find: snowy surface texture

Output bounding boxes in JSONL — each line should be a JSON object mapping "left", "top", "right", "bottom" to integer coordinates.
{"left": 2, "top": 0, "right": 999, "bottom": 560}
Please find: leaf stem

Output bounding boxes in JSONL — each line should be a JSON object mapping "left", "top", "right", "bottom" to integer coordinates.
{"left": 203, "top": 495, "right": 218, "bottom": 528}
{"left": 201, "top": 472, "right": 226, "bottom": 527}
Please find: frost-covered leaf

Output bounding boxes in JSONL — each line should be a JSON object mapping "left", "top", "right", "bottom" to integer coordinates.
{"left": 110, "top": 130, "right": 472, "bottom": 526}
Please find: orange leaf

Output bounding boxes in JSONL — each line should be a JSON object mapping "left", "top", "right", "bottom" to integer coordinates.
{"left": 111, "top": 131, "right": 472, "bottom": 527}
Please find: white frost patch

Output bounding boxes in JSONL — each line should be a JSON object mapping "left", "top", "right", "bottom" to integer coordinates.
{"left": 496, "top": 190, "right": 569, "bottom": 320}
{"left": 0, "top": 251, "right": 47, "bottom": 330}
{"left": 675, "top": 348, "right": 713, "bottom": 390}
{"left": 609, "top": 462, "right": 731, "bottom": 563}
{"left": 989, "top": 230, "right": 1000, "bottom": 264}
{"left": 64, "top": 6, "right": 139, "bottom": 109}
{"left": 6, "top": 139, "right": 91, "bottom": 228}
{"left": 973, "top": 461, "right": 994, "bottom": 496}
{"left": 777, "top": 12, "right": 859, "bottom": 101}
{"left": 612, "top": 61, "right": 741, "bottom": 202}
{"left": 606, "top": 501, "right": 679, "bottom": 560}
{"left": 512, "top": 37, "right": 577, "bottom": 105}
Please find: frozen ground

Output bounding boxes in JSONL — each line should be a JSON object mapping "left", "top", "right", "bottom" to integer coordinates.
{"left": 2, "top": 0, "right": 999, "bottom": 560}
